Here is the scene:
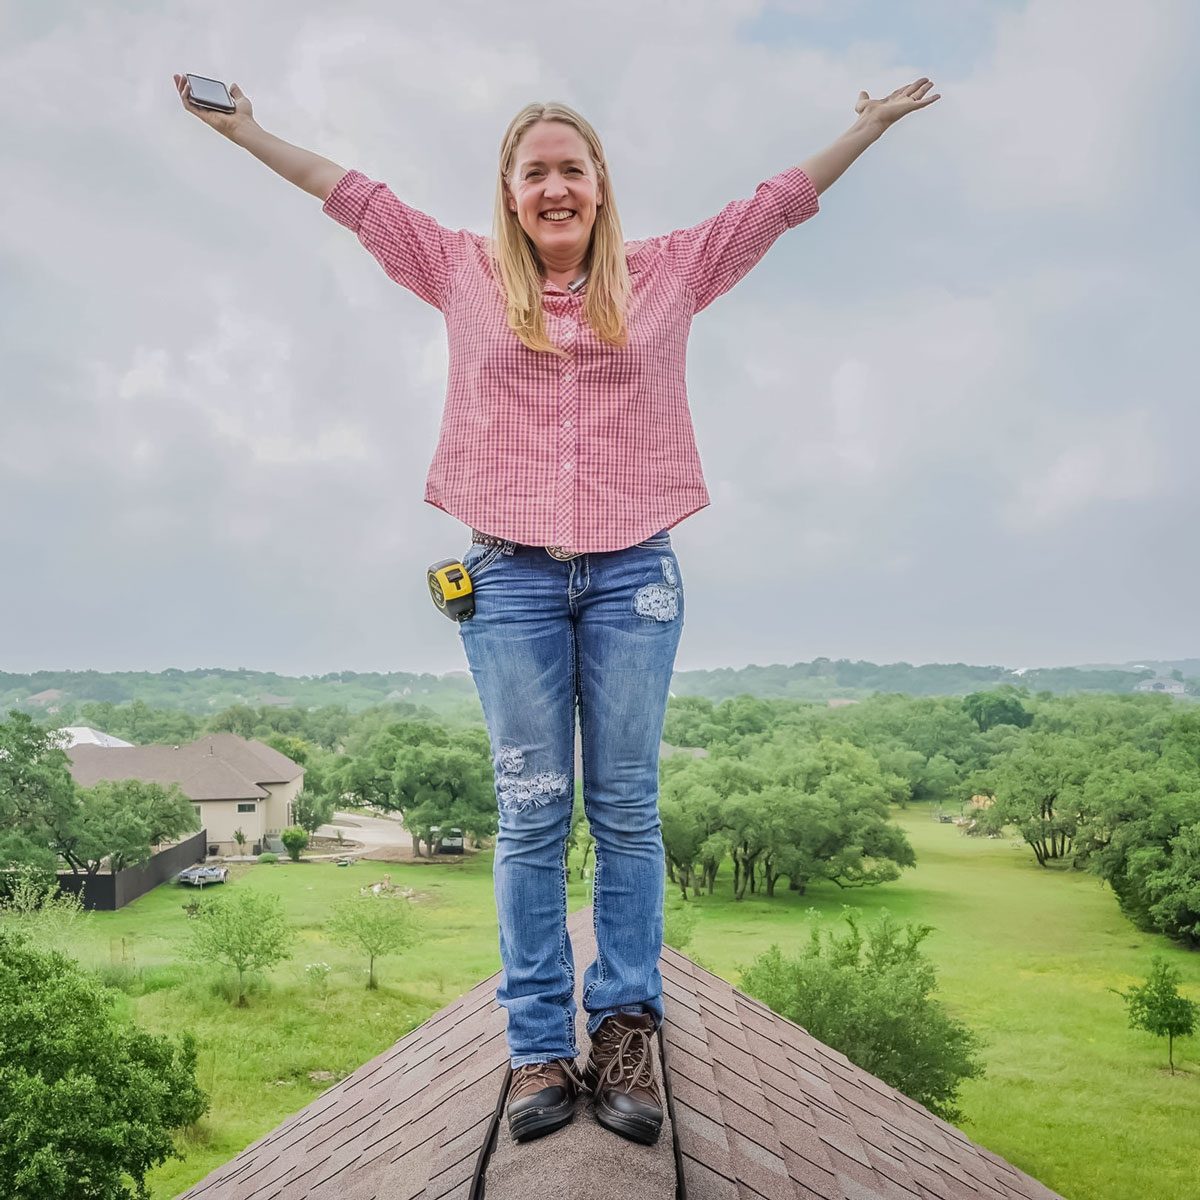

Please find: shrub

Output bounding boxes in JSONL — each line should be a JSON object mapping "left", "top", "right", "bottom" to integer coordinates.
{"left": 740, "top": 909, "right": 985, "bottom": 1121}
{"left": 257, "top": 852, "right": 279, "bottom": 864}
{"left": 281, "top": 826, "right": 310, "bottom": 862}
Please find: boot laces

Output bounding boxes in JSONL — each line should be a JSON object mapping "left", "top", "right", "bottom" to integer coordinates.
{"left": 598, "top": 1025, "right": 656, "bottom": 1094}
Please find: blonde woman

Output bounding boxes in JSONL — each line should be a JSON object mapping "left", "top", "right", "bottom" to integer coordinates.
{"left": 174, "top": 74, "right": 939, "bottom": 1146}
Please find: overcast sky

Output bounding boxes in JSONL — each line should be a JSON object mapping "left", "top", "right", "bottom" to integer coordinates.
{"left": 2, "top": 0, "right": 1196, "bottom": 677}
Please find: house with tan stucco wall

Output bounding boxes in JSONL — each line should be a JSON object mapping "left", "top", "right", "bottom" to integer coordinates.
{"left": 66, "top": 733, "right": 305, "bottom": 857}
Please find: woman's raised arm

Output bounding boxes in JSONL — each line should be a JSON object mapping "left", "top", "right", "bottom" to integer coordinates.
{"left": 172, "top": 74, "right": 347, "bottom": 201}
{"left": 800, "top": 77, "right": 941, "bottom": 194}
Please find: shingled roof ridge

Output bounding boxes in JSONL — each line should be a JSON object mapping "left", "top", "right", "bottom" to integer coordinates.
{"left": 177, "top": 907, "right": 1065, "bottom": 1200}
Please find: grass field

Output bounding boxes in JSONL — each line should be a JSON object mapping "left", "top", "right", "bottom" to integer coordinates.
{"left": 63, "top": 806, "right": 1200, "bottom": 1200}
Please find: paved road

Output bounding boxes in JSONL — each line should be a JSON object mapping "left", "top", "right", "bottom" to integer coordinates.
{"left": 317, "top": 810, "right": 410, "bottom": 858}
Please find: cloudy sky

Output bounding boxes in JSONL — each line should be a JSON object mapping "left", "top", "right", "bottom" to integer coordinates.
{"left": 2, "top": 0, "right": 1196, "bottom": 677}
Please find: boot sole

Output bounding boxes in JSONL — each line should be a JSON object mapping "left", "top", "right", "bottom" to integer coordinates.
{"left": 593, "top": 1093, "right": 662, "bottom": 1145}
{"left": 508, "top": 1100, "right": 576, "bottom": 1143}
{"left": 583, "top": 1062, "right": 664, "bottom": 1145}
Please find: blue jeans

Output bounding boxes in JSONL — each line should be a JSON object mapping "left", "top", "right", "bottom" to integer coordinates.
{"left": 458, "top": 529, "right": 684, "bottom": 1067}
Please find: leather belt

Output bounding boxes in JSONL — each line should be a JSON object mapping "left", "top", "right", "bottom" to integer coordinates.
{"left": 471, "top": 530, "right": 583, "bottom": 561}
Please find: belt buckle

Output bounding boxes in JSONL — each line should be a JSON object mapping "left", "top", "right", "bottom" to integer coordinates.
{"left": 546, "top": 545, "right": 580, "bottom": 561}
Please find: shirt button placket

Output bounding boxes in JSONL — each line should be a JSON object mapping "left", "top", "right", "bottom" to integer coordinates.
{"left": 555, "top": 311, "right": 580, "bottom": 550}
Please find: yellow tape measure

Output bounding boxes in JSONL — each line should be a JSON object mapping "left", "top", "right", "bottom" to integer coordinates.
{"left": 427, "top": 558, "right": 475, "bottom": 622}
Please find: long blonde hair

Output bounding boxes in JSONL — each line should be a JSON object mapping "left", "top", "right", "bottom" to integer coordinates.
{"left": 491, "top": 102, "right": 630, "bottom": 358}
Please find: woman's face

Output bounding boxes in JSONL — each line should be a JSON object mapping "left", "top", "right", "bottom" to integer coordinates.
{"left": 506, "top": 120, "right": 603, "bottom": 268}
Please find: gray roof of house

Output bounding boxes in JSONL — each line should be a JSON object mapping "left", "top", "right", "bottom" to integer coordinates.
{"left": 67, "top": 733, "right": 303, "bottom": 802}
{"left": 57, "top": 726, "right": 135, "bottom": 748}
{"left": 176, "top": 907, "right": 1063, "bottom": 1200}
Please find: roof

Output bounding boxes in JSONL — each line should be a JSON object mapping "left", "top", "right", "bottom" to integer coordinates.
{"left": 67, "top": 733, "right": 303, "bottom": 802}
{"left": 176, "top": 908, "right": 1064, "bottom": 1200}
{"left": 57, "top": 726, "right": 134, "bottom": 748}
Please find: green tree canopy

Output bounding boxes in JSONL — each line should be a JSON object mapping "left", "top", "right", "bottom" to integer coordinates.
{"left": 1112, "top": 956, "right": 1198, "bottom": 1074}
{"left": 185, "top": 889, "right": 294, "bottom": 1006}
{"left": 327, "top": 891, "right": 421, "bottom": 989}
{"left": 62, "top": 779, "right": 198, "bottom": 876}
{"left": 0, "top": 712, "right": 78, "bottom": 874}
{"left": 0, "top": 927, "right": 207, "bottom": 1199}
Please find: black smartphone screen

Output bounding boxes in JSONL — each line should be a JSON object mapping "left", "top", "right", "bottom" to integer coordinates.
{"left": 187, "top": 74, "right": 232, "bottom": 109}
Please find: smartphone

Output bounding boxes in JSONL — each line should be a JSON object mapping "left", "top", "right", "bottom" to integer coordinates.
{"left": 185, "top": 73, "right": 235, "bottom": 114}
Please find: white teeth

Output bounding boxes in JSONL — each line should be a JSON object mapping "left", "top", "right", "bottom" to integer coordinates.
{"left": 541, "top": 211, "right": 574, "bottom": 221}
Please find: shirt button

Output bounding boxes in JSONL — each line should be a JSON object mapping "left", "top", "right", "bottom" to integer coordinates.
{"left": 563, "top": 417, "right": 573, "bottom": 429}
{"left": 563, "top": 460, "right": 574, "bottom": 472}
{"left": 564, "top": 370, "right": 574, "bottom": 381}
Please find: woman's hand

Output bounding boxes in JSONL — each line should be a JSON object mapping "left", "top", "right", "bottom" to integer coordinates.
{"left": 855, "top": 78, "right": 940, "bottom": 130}
{"left": 172, "top": 73, "right": 255, "bottom": 140}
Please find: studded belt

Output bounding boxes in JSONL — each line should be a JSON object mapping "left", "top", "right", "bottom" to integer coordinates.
{"left": 471, "top": 530, "right": 583, "bottom": 561}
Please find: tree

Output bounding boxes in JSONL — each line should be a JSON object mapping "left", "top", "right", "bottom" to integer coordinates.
{"left": 327, "top": 891, "right": 420, "bottom": 989}
{"left": 740, "top": 910, "right": 984, "bottom": 1121}
{"left": 976, "top": 734, "right": 1090, "bottom": 866}
{"left": 0, "top": 711, "right": 78, "bottom": 874}
{"left": 281, "top": 826, "right": 309, "bottom": 862}
{"left": 399, "top": 736, "right": 497, "bottom": 856}
{"left": 566, "top": 792, "right": 595, "bottom": 880}
{"left": 764, "top": 739, "right": 915, "bottom": 894}
{"left": 292, "top": 790, "right": 335, "bottom": 835}
{"left": 1078, "top": 753, "right": 1200, "bottom": 944}
{"left": 962, "top": 689, "right": 1032, "bottom": 733}
{"left": 186, "top": 889, "right": 294, "bottom": 1005}
{"left": 75, "top": 699, "right": 198, "bottom": 746}
{"left": 262, "top": 733, "right": 310, "bottom": 764}
{"left": 61, "top": 779, "right": 199, "bottom": 876}
{"left": 0, "top": 927, "right": 207, "bottom": 1199}
{"left": 1112, "top": 956, "right": 1198, "bottom": 1074}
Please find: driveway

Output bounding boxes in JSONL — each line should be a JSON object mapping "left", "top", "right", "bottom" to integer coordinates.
{"left": 316, "top": 809, "right": 418, "bottom": 862}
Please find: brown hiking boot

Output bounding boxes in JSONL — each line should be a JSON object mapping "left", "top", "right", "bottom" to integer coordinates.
{"left": 582, "top": 1012, "right": 664, "bottom": 1145}
{"left": 506, "top": 1057, "right": 583, "bottom": 1142}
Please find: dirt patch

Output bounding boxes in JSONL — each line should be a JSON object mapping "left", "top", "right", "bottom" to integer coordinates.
{"left": 358, "top": 845, "right": 482, "bottom": 865}
{"left": 308, "top": 836, "right": 363, "bottom": 851}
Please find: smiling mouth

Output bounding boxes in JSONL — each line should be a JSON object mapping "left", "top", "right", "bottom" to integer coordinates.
{"left": 540, "top": 210, "right": 577, "bottom": 222}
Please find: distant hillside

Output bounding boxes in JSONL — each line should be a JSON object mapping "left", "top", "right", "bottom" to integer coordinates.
{"left": 668, "top": 658, "right": 1174, "bottom": 702}
{"left": 3, "top": 657, "right": 1194, "bottom": 718}
{"left": 0, "top": 668, "right": 478, "bottom": 718}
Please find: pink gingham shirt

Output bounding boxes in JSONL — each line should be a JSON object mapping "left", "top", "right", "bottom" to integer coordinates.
{"left": 322, "top": 165, "right": 819, "bottom": 552}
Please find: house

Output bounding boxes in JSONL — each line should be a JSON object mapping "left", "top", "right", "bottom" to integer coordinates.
{"left": 66, "top": 733, "right": 304, "bottom": 857}
{"left": 56, "top": 725, "right": 134, "bottom": 749}
{"left": 1133, "top": 677, "right": 1188, "bottom": 696}
{"left": 177, "top": 907, "right": 1064, "bottom": 1200}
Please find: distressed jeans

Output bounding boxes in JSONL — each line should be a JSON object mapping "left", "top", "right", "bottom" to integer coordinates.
{"left": 457, "top": 528, "right": 684, "bottom": 1067}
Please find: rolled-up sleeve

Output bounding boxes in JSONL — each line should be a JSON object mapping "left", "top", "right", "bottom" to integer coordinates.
{"left": 661, "top": 166, "right": 820, "bottom": 315}
{"left": 323, "top": 169, "right": 461, "bottom": 311}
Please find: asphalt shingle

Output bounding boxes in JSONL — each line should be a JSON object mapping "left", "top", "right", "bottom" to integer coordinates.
{"left": 178, "top": 906, "right": 1066, "bottom": 1200}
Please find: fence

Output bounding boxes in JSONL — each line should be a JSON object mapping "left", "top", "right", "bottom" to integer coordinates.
{"left": 56, "top": 829, "right": 207, "bottom": 911}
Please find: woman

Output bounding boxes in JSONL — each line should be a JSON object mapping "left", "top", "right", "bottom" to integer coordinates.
{"left": 173, "top": 73, "right": 940, "bottom": 1147}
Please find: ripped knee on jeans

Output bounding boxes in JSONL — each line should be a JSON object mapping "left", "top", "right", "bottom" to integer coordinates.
{"left": 496, "top": 743, "right": 570, "bottom": 813}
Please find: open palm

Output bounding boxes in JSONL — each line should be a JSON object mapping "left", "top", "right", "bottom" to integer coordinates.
{"left": 855, "top": 78, "right": 940, "bottom": 127}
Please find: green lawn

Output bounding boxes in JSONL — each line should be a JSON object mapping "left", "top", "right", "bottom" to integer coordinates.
{"left": 680, "top": 809, "right": 1200, "bottom": 1200}
{"left": 65, "top": 808, "right": 1200, "bottom": 1199}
